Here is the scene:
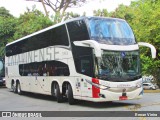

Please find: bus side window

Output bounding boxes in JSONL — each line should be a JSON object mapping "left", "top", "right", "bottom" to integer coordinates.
{"left": 38, "top": 65, "right": 43, "bottom": 76}
{"left": 43, "top": 64, "right": 47, "bottom": 76}
{"left": 27, "top": 65, "right": 32, "bottom": 76}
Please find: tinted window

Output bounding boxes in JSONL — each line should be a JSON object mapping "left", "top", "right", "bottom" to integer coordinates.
{"left": 51, "top": 25, "right": 69, "bottom": 46}
{"left": 72, "top": 45, "right": 94, "bottom": 77}
{"left": 19, "top": 61, "right": 70, "bottom": 76}
{"left": 67, "top": 20, "right": 89, "bottom": 42}
{"left": 6, "top": 25, "right": 69, "bottom": 57}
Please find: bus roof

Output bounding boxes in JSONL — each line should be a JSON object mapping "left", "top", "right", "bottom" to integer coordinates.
{"left": 6, "top": 16, "right": 125, "bottom": 46}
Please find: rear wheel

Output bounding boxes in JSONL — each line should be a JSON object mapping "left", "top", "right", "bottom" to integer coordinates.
{"left": 11, "top": 82, "right": 17, "bottom": 93}
{"left": 17, "top": 82, "right": 22, "bottom": 95}
{"left": 52, "top": 83, "right": 63, "bottom": 103}
{"left": 67, "top": 84, "right": 75, "bottom": 105}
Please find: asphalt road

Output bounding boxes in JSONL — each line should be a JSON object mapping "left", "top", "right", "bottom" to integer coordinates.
{"left": 0, "top": 87, "right": 160, "bottom": 120}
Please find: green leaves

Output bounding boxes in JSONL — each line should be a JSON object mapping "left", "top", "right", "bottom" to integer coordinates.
{"left": 13, "top": 8, "right": 53, "bottom": 40}
{"left": 127, "top": 0, "right": 160, "bottom": 84}
{"left": 0, "top": 17, "right": 17, "bottom": 37}
{"left": 0, "top": 7, "right": 53, "bottom": 57}
{"left": 0, "top": 7, "right": 17, "bottom": 56}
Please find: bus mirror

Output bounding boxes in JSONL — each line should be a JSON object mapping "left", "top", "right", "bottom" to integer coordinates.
{"left": 138, "top": 42, "right": 156, "bottom": 59}
{"left": 73, "top": 40, "right": 102, "bottom": 58}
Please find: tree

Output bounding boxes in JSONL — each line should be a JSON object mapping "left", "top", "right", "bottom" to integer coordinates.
{"left": 29, "top": 0, "right": 89, "bottom": 22}
{"left": 0, "top": 6, "right": 53, "bottom": 57}
{"left": 13, "top": 6, "right": 53, "bottom": 40}
{"left": 93, "top": 9, "right": 109, "bottom": 17}
{"left": 118, "top": 0, "right": 160, "bottom": 85}
{"left": 62, "top": 11, "right": 80, "bottom": 21}
{"left": 0, "top": 7, "right": 16, "bottom": 57}
{"left": 0, "top": 7, "right": 13, "bottom": 17}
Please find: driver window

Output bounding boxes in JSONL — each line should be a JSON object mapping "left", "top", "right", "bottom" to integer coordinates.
{"left": 80, "top": 59, "right": 91, "bottom": 76}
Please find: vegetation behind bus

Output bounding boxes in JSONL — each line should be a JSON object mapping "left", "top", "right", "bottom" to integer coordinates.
{"left": 0, "top": 0, "right": 159, "bottom": 86}
{"left": 0, "top": 7, "right": 53, "bottom": 57}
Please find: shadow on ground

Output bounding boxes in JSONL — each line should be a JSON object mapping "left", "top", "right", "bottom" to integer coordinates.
{"left": 4, "top": 88, "right": 140, "bottom": 109}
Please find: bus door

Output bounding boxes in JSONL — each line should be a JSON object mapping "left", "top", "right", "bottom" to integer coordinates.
{"left": 79, "top": 56, "right": 93, "bottom": 98}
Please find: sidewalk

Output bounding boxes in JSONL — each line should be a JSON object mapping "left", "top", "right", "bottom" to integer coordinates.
{"left": 144, "top": 89, "right": 160, "bottom": 93}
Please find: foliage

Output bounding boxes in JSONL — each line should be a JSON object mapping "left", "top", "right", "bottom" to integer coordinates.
{"left": 0, "top": 6, "right": 53, "bottom": 57}
{"left": 93, "top": 9, "right": 109, "bottom": 17}
{"left": 13, "top": 6, "right": 53, "bottom": 40}
{"left": 62, "top": 12, "right": 80, "bottom": 21}
{"left": 129, "top": 0, "right": 160, "bottom": 85}
{"left": 33, "top": 0, "right": 88, "bottom": 23}
{"left": 0, "top": 7, "right": 17, "bottom": 57}
{"left": 0, "top": 7, "right": 13, "bottom": 17}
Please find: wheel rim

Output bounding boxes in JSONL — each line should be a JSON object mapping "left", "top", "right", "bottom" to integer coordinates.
{"left": 11, "top": 84, "right": 14, "bottom": 90}
{"left": 66, "top": 89, "right": 68, "bottom": 98}
{"left": 55, "top": 88, "right": 57, "bottom": 97}
{"left": 11, "top": 83, "right": 16, "bottom": 92}
{"left": 17, "top": 84, "right": 20, "bottom": 93}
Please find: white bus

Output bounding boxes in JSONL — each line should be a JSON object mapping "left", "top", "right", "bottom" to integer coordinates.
{"left": 5, "top": 17, "right": 156, "bottom": 104}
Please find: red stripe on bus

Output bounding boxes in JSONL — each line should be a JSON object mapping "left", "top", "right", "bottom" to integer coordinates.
{"left": 92, "top": 78, "right": 100, "bottom": 98}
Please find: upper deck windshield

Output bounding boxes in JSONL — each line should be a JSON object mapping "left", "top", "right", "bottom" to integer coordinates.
{"left": 87, "top": 18, "right": 136, "bottom": 45}
{"left": 96, "top": 50, "right": 141, "bottom": 82}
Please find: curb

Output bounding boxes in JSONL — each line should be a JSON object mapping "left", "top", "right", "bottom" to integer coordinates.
{"left": 144, "top": 89, "right": 160, "bottom": 93}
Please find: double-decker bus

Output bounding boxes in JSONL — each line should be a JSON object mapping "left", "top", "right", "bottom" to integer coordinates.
{"left": 5, "top": 17, "right": 156, "bottom": 104}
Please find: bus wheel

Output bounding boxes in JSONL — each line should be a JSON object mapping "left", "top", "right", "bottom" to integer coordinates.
{"left": 17, "top": 82, "right": 22, "bottom": 95}
{"left": 54, "top": 83, "right": 63, "bottom": 103}
{"left": 67, "top": 84, "right": 75, "bottom": 105}
{"left": 11, "top": 82, "right": 17, "bottom": 93}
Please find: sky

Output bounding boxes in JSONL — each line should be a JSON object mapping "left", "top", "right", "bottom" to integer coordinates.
{"left": 0, "top": 0, "right": 134, "bottom": 17}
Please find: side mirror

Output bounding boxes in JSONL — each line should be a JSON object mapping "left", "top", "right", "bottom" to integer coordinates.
{"left": 138, "top": 42, "right": 156, "bottom": 59}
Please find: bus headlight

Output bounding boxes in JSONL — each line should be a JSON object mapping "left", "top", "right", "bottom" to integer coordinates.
{"left": 98, "top": 84, "right": 110, "bottom": 90}
{"left": 86, "top": 79, "right": 110, "bottom": 90}
{"left": 136, "top": 82, "right": 142, "bottom": 88}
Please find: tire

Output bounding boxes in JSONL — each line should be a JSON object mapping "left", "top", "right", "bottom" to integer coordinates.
{"left": 53, "top": 83, "right": 63, "bottom": 103}
{"left": 11, "top": 83, "right": 15, "bottom": 92}
{"left": 11, "top": 82, "right": 17, "bottom": 93}
{"left": 68, "top": 84, "right": 75, "bottom": 105}
{"left": 17, "top": 82, "right": 23, "bottom": 95}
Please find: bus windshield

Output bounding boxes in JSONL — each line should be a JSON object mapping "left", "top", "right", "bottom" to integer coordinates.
{"left": 87, "top": 18, "right": 136, "bottom": 45}
{"left": 96, "top": 50, "right": 141, "bottom": 82}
